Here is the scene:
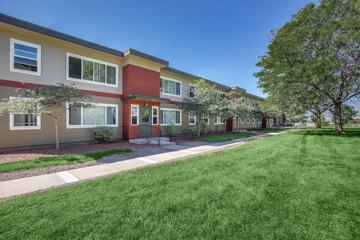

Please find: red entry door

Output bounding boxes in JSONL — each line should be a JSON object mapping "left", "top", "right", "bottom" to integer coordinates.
{"left": 226, "top": 118, "right": 233, "bottom": 132}
{"left": 261, "top": 116, "right": 267, "bottom": 128}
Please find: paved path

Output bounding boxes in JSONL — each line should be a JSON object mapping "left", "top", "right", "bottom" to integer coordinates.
{"left": 0, "top": 132, "right": 287, "bottom": 200}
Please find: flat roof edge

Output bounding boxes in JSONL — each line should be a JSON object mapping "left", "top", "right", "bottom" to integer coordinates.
{"left": 126, "top": 48, "right": 169, "bottom": 66}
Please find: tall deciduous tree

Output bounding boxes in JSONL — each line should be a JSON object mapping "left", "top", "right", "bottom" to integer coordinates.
{"left": 256, "top": 0, "right": 360, "bottom": 134}
{"left": 0, "top": 84, "right": 90, "bottom": 149}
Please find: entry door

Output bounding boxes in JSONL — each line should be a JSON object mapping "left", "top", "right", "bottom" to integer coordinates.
{"left": 226, "top": 118, "right": 233, "bottom": 132}
{"left": 139, "top": 106, "right": 151, "bottom": 138}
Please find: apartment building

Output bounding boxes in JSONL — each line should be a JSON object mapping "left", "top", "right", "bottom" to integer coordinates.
{"left": 0, "top": 13, "right": 268, "bottom": 149}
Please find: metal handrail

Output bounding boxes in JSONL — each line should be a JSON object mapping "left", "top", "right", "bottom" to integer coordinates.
{"left": 135, "top": 124, "right": 162, "bottom": 146}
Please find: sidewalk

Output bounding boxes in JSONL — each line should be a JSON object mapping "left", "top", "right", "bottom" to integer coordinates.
{"left": 0, "top": 132, "right": 286, "bottom": 200}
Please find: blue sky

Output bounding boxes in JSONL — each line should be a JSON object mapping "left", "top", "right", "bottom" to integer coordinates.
{"left": 1, "top": 0, "right": 314, "bottom": 97}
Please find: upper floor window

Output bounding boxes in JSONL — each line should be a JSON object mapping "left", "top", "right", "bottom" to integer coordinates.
{"left": 189, "top": 85, "right": 195, "bottom": 98}
{"left": 10, "top": 38, "right": 41, "bottom": 76}
{"left": 67, "top": 53, "right": 118, "bottom": 87}
{"left": 160, "top": 78, "right": 181, "bottom": 96}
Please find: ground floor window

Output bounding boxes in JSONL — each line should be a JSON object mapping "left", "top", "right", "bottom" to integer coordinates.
{"left": 152, "top": 106, "right": 158, "bottom": 125}
{"left": 203, "top": 115, "right": 209, "bottom": 125}
{"left": 67, "top": 103, "right": 118, "bottom": 128}
{"left": 9, "top": 97, "right": 41, "bottom": 130}
{"left": 214, "top": 115, "right": 224, "bottom": 124}
{"left": 131, "top": 105, "right": 139, "bottom": 125}
{"left": 160, "top": 108, "right": 181, "bottom": 126}
{"left": 189, "top": 112, "right": 196, "bottom": 125}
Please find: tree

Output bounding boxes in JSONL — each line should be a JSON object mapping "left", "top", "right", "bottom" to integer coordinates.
{"left": 256, "top": 0, "right": 360, "bottom": 134}
{"left": 0, "top": 84, "right": 90, "bottom": 149}
{"left": 179, "top": 80, "right": 223, "bottom": 136}
{"left": 340, "top": 104, "right": 358, "bottom": 125}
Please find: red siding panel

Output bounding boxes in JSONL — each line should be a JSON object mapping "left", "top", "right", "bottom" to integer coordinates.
{"left": 123, "top": 64, "right": 160, "bottom": 98}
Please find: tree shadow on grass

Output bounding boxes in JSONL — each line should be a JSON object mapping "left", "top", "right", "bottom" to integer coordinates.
{"left": 296, "top": 128, "right": 360, "bottom": 138}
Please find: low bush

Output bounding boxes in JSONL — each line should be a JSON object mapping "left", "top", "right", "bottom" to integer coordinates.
{"left": 93, "top": 127, "right": 113, "bottom": 144}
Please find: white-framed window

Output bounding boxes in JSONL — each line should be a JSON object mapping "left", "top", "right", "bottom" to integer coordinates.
{"left": 160, "top": 77, "right": 181, "bottom": 97}
{"left": 66, "top": 102, "right": 118, "bottom": 128}
{"left": 189, "top": 85, "right": 195, "bottom": 98}
{"left": 152, "top": 106, "right": 159, "bottom": 125}
{"left": 189, "top": 112, "right": 196, "bottom": 125}
{"left": 66, "top": 53, "right": 118, "bottom": 87}
{"left": 203, "top": 115, "right": 209, "bottom": 125}
{"left": 160, "top": 108, "right": 181, "bottom": 126}
{"left": 252, "top": 118, "right": 256, "bottom": 123}
{"left": 131, "top": 105, "right": 139, "bottom": 126}
{"left": 9, "top": 97, "right": 41, "bottom": 130}
{"left": 247, "top": 117, "right": 250, "bottom": 123}
{"left": 10, "top": 38, "right": 41, "bottom": 76}
{"left": 214, "top": 115, "right": 224, "bottom": 124}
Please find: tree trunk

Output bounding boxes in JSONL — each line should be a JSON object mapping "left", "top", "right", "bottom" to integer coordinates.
{"left": 54, "top": 118, "right": 60, "bottom": 150}
{"left": 282, "top": 113, "right": 286, "bottom": 126}
{"left": 197, "top": 120, "right": 201, "bottom": 136}
{"left": 333, "top": 102, "right": 343, "bottom": 134}
{"left": 315, "top": 111, "right": 322, "bottom": 128}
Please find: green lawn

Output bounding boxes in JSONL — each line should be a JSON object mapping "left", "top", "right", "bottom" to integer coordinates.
{"left": 1, "top": 129, "right": 359, "bottom": 239}
{"left": 201, "top": 132, "right": 257, "bottom": 142}
{"left": 255, "top": 127, "right": 289, "bottom": 133}
{"left": 0, "top": 148, "right": 131, "bottom": 173}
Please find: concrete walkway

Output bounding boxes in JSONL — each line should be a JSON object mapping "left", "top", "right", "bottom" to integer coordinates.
{"left": 0, "top": 132, "right": 286, "bottom": 200}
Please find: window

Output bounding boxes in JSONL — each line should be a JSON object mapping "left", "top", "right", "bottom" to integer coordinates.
{"left": 160, "top": 108, "right": 181, "bottom": 126}
{"left": 214, "top": 115, "right": 224, "bottom": 124}
{"left": 189, "top": 112, "right": 196, "bottom": 125}
{"left": 247, "top": 118, "right": 250, "bottom": 123}
{"left": 152, "top": 106, "right": 159, "bottom": 125}
{"left": 252, "top": 118, "right": 256, "bottom": 123}
{"left": 189, "top": 85, "right": 195, "bottom": 98}
{"left": 10, "top": 38, "right": 41, "bottom": 75}
{"left": 160, "top": 78, "right": 181, "bottom": 96}
{"left": 241, "top": 98, "right": 245, "bottom": 104}
{"left": 67, "top": 103, "right": 118, "bottom": 128}
{"left": 67, "top": 53, "right": 118, "bottom": 87}
{"left": 131, "top": 105, "right": 139, "bottom": 125}
{"left": 203, "top": 115, "right": 209, "bottom": 125}
{"left": 9, "top": 97, "right": 41, "bottom": 130}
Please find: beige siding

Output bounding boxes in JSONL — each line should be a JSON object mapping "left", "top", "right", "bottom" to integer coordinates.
{"left": 0, "top": 86, "right": 122, "bottom": 149}
{"left": 0, "top": 24, "right": 123, "bottom": 94}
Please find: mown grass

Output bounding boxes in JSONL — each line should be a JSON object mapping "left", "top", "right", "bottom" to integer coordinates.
{"left": 0, "top": 128, "right": 359, "bottom": 239}
{"left": 200, "top": 132, "right": 257, "bottom": 142}
{"left": 0, "top": 148, "right": 131, "bottom": 173}
{"left": 255, "top": 127, "right": 289, "bottom": 133}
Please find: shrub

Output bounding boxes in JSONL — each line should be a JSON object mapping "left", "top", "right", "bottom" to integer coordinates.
{"left": 93, "top": 127, "right": 113, "bottom": 144}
